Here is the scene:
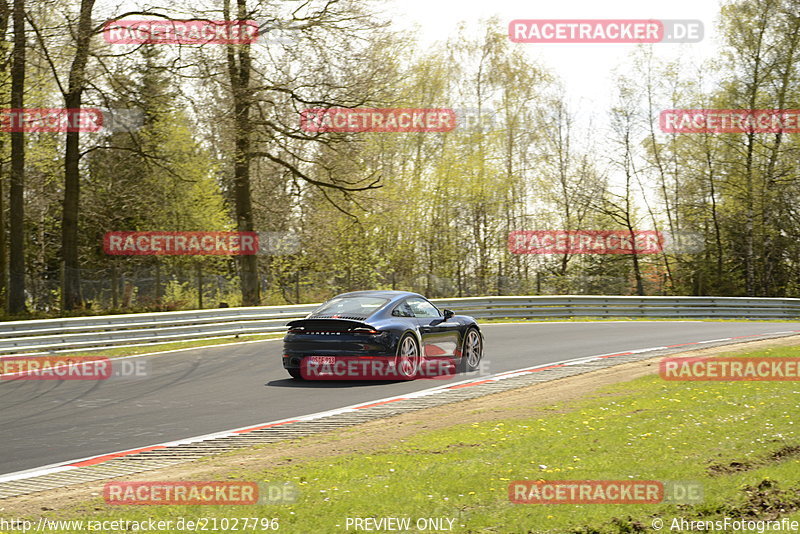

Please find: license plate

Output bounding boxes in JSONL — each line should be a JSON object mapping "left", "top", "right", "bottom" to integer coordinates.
{"left": 309, "top": 356, "right": 336, "bottom": 366}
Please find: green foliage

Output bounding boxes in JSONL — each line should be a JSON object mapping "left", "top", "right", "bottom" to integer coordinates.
{"left": 7, "top": 2, "right": 800, "bottom": 314}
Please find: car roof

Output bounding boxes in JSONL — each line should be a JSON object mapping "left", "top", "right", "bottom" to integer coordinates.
{"left": 332, "top": 290, "right": 423, "bottom": 303}
{"left": 311, "top": 291, "right": 429, "bottom": 320}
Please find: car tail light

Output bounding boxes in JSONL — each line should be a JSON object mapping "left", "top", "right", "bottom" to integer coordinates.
{"left": 351, "top": 327, "right": 380, "bottom": 335}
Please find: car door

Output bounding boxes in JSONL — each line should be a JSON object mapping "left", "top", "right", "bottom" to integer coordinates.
{"left": 407, "top": 297, "right": 459, "bottom": 358}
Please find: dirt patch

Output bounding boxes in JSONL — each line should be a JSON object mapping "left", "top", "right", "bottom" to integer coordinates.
{"left": 734, "top": 478, "right": 800, "bottom": 520}
{"left": 3, "top": 335, "right": 800, "bottom": 516}
{"left": 569, "top": 516, "right": 650, "bottom": 534}
{"left": 707, "top": 444, "right": 800, "bottom": 476}
{"left": 770, "top": 444, "right": 800, "bottom": 461}
{"left": 568, "top": 479, "right": 800, "bottom": 533}
{"left": 691, "top": 479, "right": 800, "bottom": 522}
{"left": 707, "top": 460, "right": 752, "bottom": 476}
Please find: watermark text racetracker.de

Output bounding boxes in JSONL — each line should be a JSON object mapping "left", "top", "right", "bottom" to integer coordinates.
{"left": 301, "top": 356, "right": 459, "bottom": 380}
{"left": 508, "top": 230, "right": 703, "bottom": 254}
{"left": 508, "top": 19, "right": 703, "bottom": 43}
{"left": 660, "top": 357, "right": 800, "bottom": 381}
{"left": 0, "top": 108, "right": 144, "bottom": 133}
{"left": 104, "top": 481, "right": 297, "bottom": 505}
{"left": 105, "top": 231, "right": 300, "bottom": 256}
{"left": 509, "top": 480, "right": 702, "bottom": 504}
{"left": 0, "top": 516, "right": 281, "bottom": 532}
{"left": 104, "top": 231, "right": 258, "bottom": 256}
{"left": 508, "top": 230, "right": 664, "bottom": 255}
{"left": 300, "top": 108, "right": 456, "bottom": 133}
{"left": 0, "top": 108, "right": 103, "bottom": 132}
{"left": 661, "top": 109, "right": 800, "bottom": 133}
{"left": 0, "top": 356, "right": 148, "bottom": 381}
{"left": 104, "top": 18, "right": 258, "bottom": 44}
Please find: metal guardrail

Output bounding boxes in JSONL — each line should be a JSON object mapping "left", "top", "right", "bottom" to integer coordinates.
{"left": 0, "top": 296, "right": 798, "bottom": 355}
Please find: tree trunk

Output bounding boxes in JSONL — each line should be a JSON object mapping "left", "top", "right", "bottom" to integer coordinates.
{"left": 226, "top": 0, "right": 259, "bottom": 305}
{"left": 61, "top": 91, "right": 83, "bottom": 310}
{"left": 60, "top": 0, "right": 95, "bottom": 311}
{"left": 0, "top": 0, "right": 9, "bottom": 310}
{"left": 0, "top": 170, "right": 6, "bottom": 309}
{"left": 8, "top": 0, "right": 25, "bottom": 314}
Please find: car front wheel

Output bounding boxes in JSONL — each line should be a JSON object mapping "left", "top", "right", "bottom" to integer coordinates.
{"left": 460, "top": 328, "right": 483, "bottom": 372}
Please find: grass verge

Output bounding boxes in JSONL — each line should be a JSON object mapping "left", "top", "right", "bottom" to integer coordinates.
{"left": 478, "top": 316, "right": 799, "bottom": 323}
{"left": 7, "top": 344, "right": 800, "bottom": 533}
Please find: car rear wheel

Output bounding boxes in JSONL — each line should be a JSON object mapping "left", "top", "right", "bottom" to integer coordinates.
{"left": 395, "top": 334, "right": 420, "bottom": 379}
{"left": 287, "top": 368, "right": 304, "bottom": 380}
{"left": 460, "top": 328, "right": 483, "bottom": 372}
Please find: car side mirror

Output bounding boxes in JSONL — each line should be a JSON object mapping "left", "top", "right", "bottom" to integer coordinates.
{"left": 443, "top": 309, "right": 454, "bottom": 320}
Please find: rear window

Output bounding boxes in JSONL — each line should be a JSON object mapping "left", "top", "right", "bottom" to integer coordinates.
{"left": 310, "top": 296, "right": 389, "bottom": 319}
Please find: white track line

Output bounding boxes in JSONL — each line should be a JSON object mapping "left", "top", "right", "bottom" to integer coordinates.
{"left": 4, "top": 329, "right": 798, "bottom": 484}
{"left": 0, "top": 320, "right": 761, "bottom": 377}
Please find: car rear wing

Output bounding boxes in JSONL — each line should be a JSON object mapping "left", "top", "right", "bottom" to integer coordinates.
{"left": 286, "top": 318, "right": 378, "bottom": 333}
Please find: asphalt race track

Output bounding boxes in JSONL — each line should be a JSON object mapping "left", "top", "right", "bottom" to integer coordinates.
{"left": 2, "top": 321, "right": 798, "bottom": 476}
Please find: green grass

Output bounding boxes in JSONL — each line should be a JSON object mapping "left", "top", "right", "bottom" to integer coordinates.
{"left": 14, "top": 346, "right": 800, "bottom": 533}
{"left": 478, "top": 316, "right": 799, "bottom": 323}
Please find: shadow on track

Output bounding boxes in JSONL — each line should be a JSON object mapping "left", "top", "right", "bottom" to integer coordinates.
{"left": 265, "top": 378, "right": 412, "bottom": 388}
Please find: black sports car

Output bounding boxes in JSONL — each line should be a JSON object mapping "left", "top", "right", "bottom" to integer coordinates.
{"left": 282, "top": 291, "right": 484, "bottom": 380}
